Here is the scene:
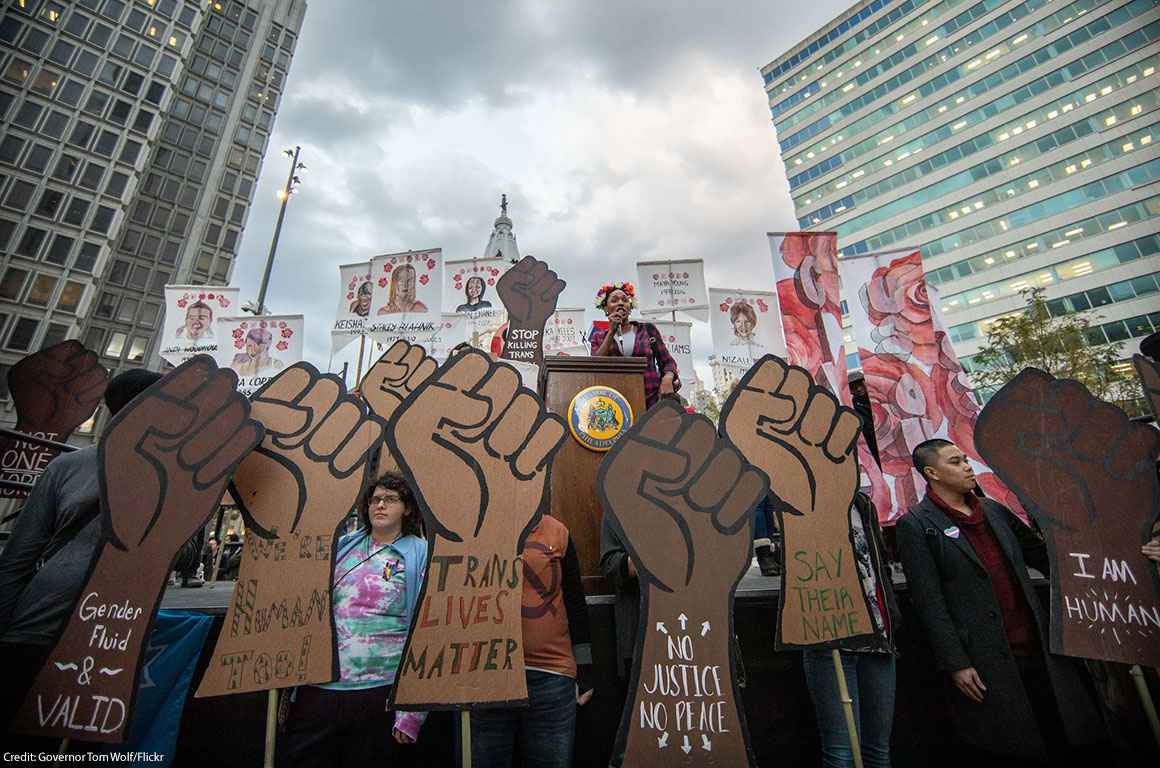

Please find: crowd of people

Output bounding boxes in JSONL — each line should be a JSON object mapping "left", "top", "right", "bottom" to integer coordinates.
{"left": 1, "top": 297, "right": 1158, "bottom": 767}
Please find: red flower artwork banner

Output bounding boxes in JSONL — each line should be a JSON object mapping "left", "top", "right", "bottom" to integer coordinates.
{"left": 840, "top": 249, "right": 1025, "bottom": 523}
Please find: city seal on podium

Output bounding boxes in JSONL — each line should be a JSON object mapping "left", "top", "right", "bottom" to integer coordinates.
{"left": 568, "top": 385, "right": 633, "bottom": 452}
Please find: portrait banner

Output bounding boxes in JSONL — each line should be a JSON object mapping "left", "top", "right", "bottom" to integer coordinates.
{"left": 332, "top": 262, "right": 372, "bottom": 352}
{"left": 708, "top": 288, "right": 784, "bottom": 373}
{"left": 365, "top": 249, "right": 444, "bottom": 348}
{"left": 975, "top": 369, "right": 1160, "bottom": 668}
{"left": 636, "top": 259, "right": 709, "bottom": 321}
{"left": 544, "top": 308, "right": 586, "bottom": 355}
{"left": 214, "top": 315, "right": 304, "bottom": 397}
{"left": 444, "top": 257, "right": 511, "bottom": 354}
{"left": 841, "top": 249, "right": 1023, "bottom": 524}
{"left": 159, "top": 286, "right": 240, "bottom": 366}
{"left": 650, "top": 321, "right": 694, "bottom": 387}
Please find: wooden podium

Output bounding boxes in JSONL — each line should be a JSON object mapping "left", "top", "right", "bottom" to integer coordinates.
{"left": 541, "top": 355, "right": 647, "bottom": 594}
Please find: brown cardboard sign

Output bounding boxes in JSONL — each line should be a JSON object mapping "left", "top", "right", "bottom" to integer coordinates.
{"left": 975, "top": 368, "right": 1160, "bottom": 667}
{"left": 720, "top": 355, "right": 876, "bottom": 650}
{"left": 597, "top": 400, "right": 767, "bottom": 767}
{"left": 12, "top": 356, "right": 261, "bottom": 741}
{"left": 360, "top": 339, "right": 440, "bottom": 472}
{"left": 0, "top": 340, "right": 108, "bottom": 499}
{"left": 195, "top": 362, "right": 386, "bottom": 697}
{"left": 386, "top": 349, "right": 567, "bottom": 710}
{"left": 496, "top": 255, "right": 566, "bottom": 366}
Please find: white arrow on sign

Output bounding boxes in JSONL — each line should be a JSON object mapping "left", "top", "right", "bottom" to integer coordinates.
{"left": 658, "top": 732, "right": 669, "bottom": 748}
{"left": 681, "top": 735, "right": 692, "bottom": 754}
{"left": 678, "top": 613, "right": 688, "bottom": 630}
{"left": 656, "top": 621, "right": 668, "bottom": 634}
{"left": 701, "top": 620, "right": 711, "bottom": 637}
{"left": 701, "top": 734, "right": 712, "bottom": 752}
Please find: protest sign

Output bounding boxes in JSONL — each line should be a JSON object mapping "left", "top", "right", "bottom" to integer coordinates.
{"left": 544, "top": 308, "right": 587, "bottom": 356}
{"left": 13, "top": 357, "right": 262, "bottom": 741}
{"left": 196, "top": 363, "right": 387, "bottom": 697}
{"left": 721, "top": 355, "right": 879, "bottom": 650}
{"left": 497, "top": 256, "right": 566, "bottom": 367}
{"left": 159, "top": 286, "right": 239, "bottom": 366}
{"left": 650, "top": 321, "right": 694, "bottom": 387}
{"left": 366, "top": 249, "right": 444, "bottom": 346}
{"left": 708, "top": 288, "right": 784, "bottom": 373}
{"left": 214, "top": 315, "right": 303, "bottom": 396}
{"left": 598, "top": 400, "right": 767, "bottom": 766}
{"left": 975, "top": 369, "right": 1160, "bottom": 667}
{"left": 332, "top": 262, "right": 372, "bottom": 352}
{"left": 444, "top": 256, "right": 510, "bottom": 353}
{"left": 386, "top": 350, "right": 567, "bottom": 709}
{"left": 0, "top": 341, "right": 107, "bottom": 499}
{"left": 636, "top": 259, "right": 708, "bottom": 321}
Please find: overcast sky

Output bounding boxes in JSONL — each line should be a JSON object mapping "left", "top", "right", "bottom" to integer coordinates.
{"left": 230, "top": 0, "right": 852, "bottom": 384}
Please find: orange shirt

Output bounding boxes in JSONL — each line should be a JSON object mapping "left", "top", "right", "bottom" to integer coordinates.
{"left": 521, "top": 517, "right": 576, "bottom": 678}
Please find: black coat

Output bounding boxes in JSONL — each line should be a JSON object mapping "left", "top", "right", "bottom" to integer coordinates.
{"left": 896, "top": 496, "right": 1105, "bottom": 759}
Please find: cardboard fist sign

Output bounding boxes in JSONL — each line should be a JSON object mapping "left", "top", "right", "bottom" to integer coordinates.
{"left": 387, "top": 349, "right": 567, "bottom": 709}
{"left": 721, "top": 355, "right": 876, "bottom": 650}
{"left": 975, "top": 368, "right": 1160, "bottom": 667}
{"left": 196, "top": 362, "right": 386, "bottom": 697}
{"left": 598, "top": 400, "right": 767, "bottom": 767}
{"left": 13, "top": 357, "right": 261, "bottom": 741}
{"left": 0, "top": 341, "right": 108, "bottom": 499}
{"left": 496, "top": 255, "right": 566, "bottom": 366}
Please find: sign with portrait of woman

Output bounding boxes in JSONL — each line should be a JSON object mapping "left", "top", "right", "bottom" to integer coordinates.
{"left": 708, "top": 288, "right": 785, "bottom": 374}
{"left": 443, "top": 256, "right": 511, "bottom": 351}
{"left": 332, "top": 262, "right": 373, "bottom": 352}
{"left": 366, "top": 249, "right": 444, "bottom": 345}
{"left": 215, "top": 314, "right": 304, "bottom": 396}
{"left": 159, "top": 285, "right": 240, "bottom": 366}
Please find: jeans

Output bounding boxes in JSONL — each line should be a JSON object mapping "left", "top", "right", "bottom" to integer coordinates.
{"left": 277, "top": 685, "right": 408, "bottom": 768}
{"left": 471, "top": 670, "right": 576, "bottom": 768}
{"left": 802, "top": 649, "right": 896, "bottom": 768}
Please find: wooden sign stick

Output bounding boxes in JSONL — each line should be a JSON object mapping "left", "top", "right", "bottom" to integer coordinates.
{"left": 263, "top": 689, "right": 278, "bottom": 768}
{"left": 460, "top": 710, "right": 472, "bottom": 768}
{"left": 831, "top": 650, "right": 864, "bottom": 768}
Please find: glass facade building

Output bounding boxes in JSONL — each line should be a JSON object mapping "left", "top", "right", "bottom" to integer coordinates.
{"left": 0, "top": 0, "right": 306, "bottom": 429}
{"left": 761, "top": 0, "right": 1160, "bottom": 384}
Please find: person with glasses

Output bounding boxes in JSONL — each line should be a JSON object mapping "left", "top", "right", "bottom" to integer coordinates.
{"left": 278, "top": 472, "right": 429, "bottom": 768}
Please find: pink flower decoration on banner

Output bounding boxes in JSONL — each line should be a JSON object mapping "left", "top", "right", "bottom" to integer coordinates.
{"left": 234, "top": 340, "right": 244, "bottom": 349}
{"left": 346, "top": 292, "right": 354, "bottom": 300}
{"left": 567, "top": 319, "right": 573, "bottom": 325}
{"left": 427, "top": 259, "right": 436, "bottom": 269}
{"left": 275, "top": 341, "right": 288, "bottom": 351}
{"left": 756, "top": 299, "right": 769, "bottom": 313}
{"left": 860, "top": 250, "right": 937, "bottom": 364}
{"left": 405, "top": 255, "right": 412, "bottom": 262}
{"left": 281, "top": 328, "right": 292, "bottom": 338}
{"left": 779, "top": 233, "right": 841, "bottom": 317}
{"left": 232, "top": 329, "right": 244, "bottom": 339}
{"left": 783, "top": 313, "right": 823, "bottom": 377}
{"left": 719, "top": 303, "right": 728, "bottom": 312}
{"left": 198, "top": 293, "right": 206, "bottom": 300}
{"left": 378, "top": 278, "right": 388, "bottom": 288}
{"left": 177, "top": 298, "right": 188, "bottom": 308}
{"left": 862, "top": 352, "right": 943, "bottom": 479}
{"left": 687, "top": 298, "right": 695, "bottom": 304}
{"left": 384, "top": 263, "right": 393, "bottom": 273}
{"left": 419, "top": 274, "right": 429, "bottom": 285}
{"left": 487, "top": 278, "right": 495, "bottom": 285}
{"left": 279, "top": 321, "right": 286, "bottom": 328}
{"left": 207, "top": 293, "right": 215, "bottom": 300}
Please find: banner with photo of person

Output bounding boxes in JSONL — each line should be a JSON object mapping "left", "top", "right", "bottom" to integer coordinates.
{"left": 159, "top": 286, "right": 240, "bottom": 366}
{"left": 544, "top": 308, "right": 587, "bottom": 355}
{"left": 444, "top": 256, "right": 511, "bottom": 352}
{"left": 708, "top": 288, "right": 784, "bottom": 373}
{"left": 841, "top": 249, "right": 1024, "bottom": 524}
{"left": 636, "top": 258, "right": 708, "bottom": 321}
{"left": 365, "top": 249, "right": 444, "bottom": 345}
{"left": 332, "top": 261, "right": 373, "bottom": 352}
{"left": 215, "top": 314, "right": 304, "bottom": 396}
{"left": 650, "top": 320, "right": 694, "bottom": 387}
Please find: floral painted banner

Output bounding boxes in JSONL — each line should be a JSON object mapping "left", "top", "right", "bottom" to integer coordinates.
{"left": 443, "top": 257, "right": 510, "bottom": 354}
{"left": 215, "top": 314, "right": 304, "bottom": 396}
{"left": 770, "top": 232, "right": 887, "bottom": 513}
{"left": 841, "top": 249, "right": 1024, "bottom": 523}
{"left": 366, "top": 249, "right": 444, "bottom": 345}
{"left": 160, "top": 286, "right": 240, "bottom": 366}
{"left": 636, "top": 259, "right": 709, "bottom": 321}
{"left": 332, "top": 262, "right": 372, "bottom": 352}
{"left": 708, "top": 288, "right": 784, "bottom": 373}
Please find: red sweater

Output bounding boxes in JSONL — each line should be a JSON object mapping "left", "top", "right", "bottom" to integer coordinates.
{"left": 926, "top": 491, "right": 1038, "bottom": 657}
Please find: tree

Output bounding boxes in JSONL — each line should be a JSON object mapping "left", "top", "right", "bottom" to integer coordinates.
{"left": 969, "top": 287, "right": 1141, "bottom": 411}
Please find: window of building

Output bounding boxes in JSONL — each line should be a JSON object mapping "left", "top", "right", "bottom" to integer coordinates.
{"left": 145, "top": 81, "right": 165, "bottom": 104}
{"left": 204, "top": 222, "right": 221, "bottom": 246}
{"left": 62, "top": 197, "right": 90, "bottom": 227}
{"left": 7, "top": 318, "right": 40, "bottom": 352}
{"left": 74, "top": 242, "right": 99, "bottom": 272}
{"left": 83, "top": 327, "right": 104, "bottom": 354}
{"left": 139, "top": 302, "right": 160, "bottom": 326}
{"left": 131, "top": 110, "right": 153, "bottom": 134}
{"left": 211, "top": 258, "right": 230, "bottom": 284}
{"left": 0, "top": 268, "right": 29, "bottom": 300}
{"left": 40, "top": 323, "right": 69, "bottom": 350}
{"left": 160, "top": 239, "right": 180, "bottom": 264}
{"left": 122, "top": 70, "right": 145, "bottom": 97}
{"left": 0, "top": 90, "right": 16, "bottom": 121}
{"left": 84, "top": 90, "right": 110, "bottom": 116}
{"left": 112, "top": 33, "right": 134, "bottom": 59}
{"left": 105, "top": 171, "right": 128, "bottom": 199}
{"left": 0, "top": 220, "right": 15, "bottom": 250}
{"left": 0, "top": 16, "right": 24, "bottom": 44}
{"left": 148, "top": 206, "right": 170, "bottom": 230}
{"left": 64, "top": 12, "right": 90, "bottom": 38}
{"left": 119, "top": 139, "right": 142, "bottom": 166}
{"left": 79, "top": 162, "right": 105, "bottom": 190}
{"left": 94, "top": 292, "right": 117, "bottom": 319}
{"left": 20, "top": 28, "right": 50, "bottom": 56}
{"left": 34, "top": 188, "right": 64, "bottom": 219}
{"left": 15, "top": 226, "right": 47, "bottom": 257}
{"left": 90, "top": 205, "right": 115, "bottom": 234}
{"left": 93, "top": 129, "right": 118, "bottom": 157}
{"left": 52, "top": 153, "right": 79, "bottom": 182}
{"left": 26, "top": 274, "right": 58, "bottom": 307}
{"left": 3, "top": 58, "right": 31, "bottom": 85}
{"left": 101, "top": 0, "right": 126, "bottom": 22}
{"left": 157, "top": 54, "right": 176, "bottom": 78}
{"left": 3, "top": 180, "right": 36, "bottom": 211}
{"left": 68, "top": 120, "right": 96, "bottom": 148}
{"left": 97, "top": 61, "right": 123, "bottom": 88}
{"left": 23, "top": 143, "right": 53, "bottom": 174}
{"left": 108, "top": 98, "right": 132, "bottom": 124}
{"left": 120, "top": 227, "right": 142, "bottom": 254}
{"left": 0, "top": 135, "right": 25, "bottom": 165}
{"left": 128, "top": 265, "right": 149, "bottom": 289}
{"left": 87, "top": 22, "right": 113, "bottom": 48}
{"left": 13, "top": 100, "right": 44, "bottom": 129}
{"left": 57, "top": 78, "right": 84, "bottom": 106}
{"left": 169, "top": 213, "right": 189, "bottom": 238}
{"left": 40, "top": 110, "right": 68, "bottom": 139}
{"left": 133, "top": 44, "right": 155, "bottom": 69}
{"left": 126, "top": 335, "right": 148, "bottom": 362}
{"left": 125, "top": 7, "right": 147, "bottom": 32}
{"left": 221, "top": 229, "right": 238, "bottom": 251}
{"left": 73, "top": 50, "right": 99, "bottom": 77}
{"left": 150, "top": 270, "right": 170, "bottom": 294}
{"left": 116, "top": 297, "right": 138, "bottom": 322}
{"left": 44, "top": 234, "right": 74, "bottom": 265}
{"left": 141, "top": 232, "right": 161, "bottom": 257}
{"left": 31, "top": 68, "right": 61, "bottom": 97}
{"left": 104, "top": 331, "right": 126, "bottom": 359}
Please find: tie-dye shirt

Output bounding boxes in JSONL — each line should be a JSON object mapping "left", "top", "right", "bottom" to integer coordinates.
{"left": 320, "top": 536, "right": 409, "bottom": 690}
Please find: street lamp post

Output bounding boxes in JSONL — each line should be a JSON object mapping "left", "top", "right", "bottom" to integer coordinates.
{"left": 249, "top": 146, "right": 305, "bottom": 315}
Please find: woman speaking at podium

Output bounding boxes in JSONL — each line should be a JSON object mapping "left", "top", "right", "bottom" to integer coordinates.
{"left": 590, "top": 282, "right": 680, "bottom": 409}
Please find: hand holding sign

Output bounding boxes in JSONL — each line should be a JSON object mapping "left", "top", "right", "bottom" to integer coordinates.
{"left": 975, "top": 368, "right": 1160, "bottom": 666}
{"left": 721, "top": 355, "right": 873, "bottom": 648}
{"left": 388, "top": 349, "right": 567, "bottom": 708}
{"left": 497, "top": 255, "right": 566, "bottom": 365}
{"left": 598, "top": 401, "right": 767, "bottom": 767}
{"left": 13, "top": 357, "right": 261, "bottom": 741}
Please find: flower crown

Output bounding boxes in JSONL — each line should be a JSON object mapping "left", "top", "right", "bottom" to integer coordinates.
{"left": 595, "top": 281, "right": 637, "bottom": 309}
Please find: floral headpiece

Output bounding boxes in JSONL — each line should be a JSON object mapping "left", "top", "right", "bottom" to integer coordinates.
{"left": 595, "top": 281, "right": 637, "bottom": 310}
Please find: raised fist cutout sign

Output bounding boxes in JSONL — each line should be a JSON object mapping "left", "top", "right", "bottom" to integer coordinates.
{"left": 387, "top": 349, "right": 567, "bottom": 709}
{"left": 975, "top": 368, "right": 1160, "bottom": 667}
{"left": 197, "top": 362, "right": 385, "bottom": 697}
{"left": 13, "top": 357, "right": 261, "bottom": 741}
{"left": 0, "top": 340, "right": 108, "bottom": 499}
{"left": 598, "top": 401, "right": 767, "bottom": 766}
{"left": 720, "top": 355, "right": 876, "bottom": 649}
{"left": 359, "top": 339, "right": 439, "bottom": 471}
{"left": 496, "top": 255, "right": 566, "bottom": 366}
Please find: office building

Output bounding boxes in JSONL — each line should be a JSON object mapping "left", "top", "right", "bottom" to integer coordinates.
{"left": 761, "top": 0, "right": 1160, "bottom": 392}
{"left": 0, "top": 0, "right": 306, "bottom": 424}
